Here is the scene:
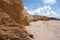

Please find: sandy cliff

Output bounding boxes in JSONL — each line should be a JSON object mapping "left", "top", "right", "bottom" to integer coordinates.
{"left": 0, "top": 0, "right": 32, "bottom": 40}
{"left": 32, "top": 15, "right": 49, "bottom": 21}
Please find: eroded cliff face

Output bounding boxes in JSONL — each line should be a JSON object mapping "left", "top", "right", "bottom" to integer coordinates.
{"left": 22, "top": 10, "right": 33, "bottom": 26}
{"left": 32, "top": 15, "right": 49, "bottom": 21}
{"left": 0, "top": 0, "right": 30, "bottom": 26}
{"left": 0, "top": 0, "right": 32, "bottom": 40}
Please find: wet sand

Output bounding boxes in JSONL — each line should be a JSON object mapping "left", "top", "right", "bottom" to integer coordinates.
{"left": 26, "top": 20, "right": 60, "bottom": 40}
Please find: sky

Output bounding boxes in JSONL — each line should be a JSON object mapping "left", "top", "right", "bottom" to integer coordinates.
{"left": 22, "top": 0, "right": 60, "bottom": 18}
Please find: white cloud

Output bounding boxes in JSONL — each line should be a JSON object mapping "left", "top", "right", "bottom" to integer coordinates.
{"left": 24, "top": 6, "right": 36, "bottom": 15}
{"left": 24, "top": 5, "right": 59, "bottom": 18}
{"left": 43, "top": 0, "right": 56, "bottom": 5}
{"left": 24, "top": 0, "right": 60, "bottom": 18}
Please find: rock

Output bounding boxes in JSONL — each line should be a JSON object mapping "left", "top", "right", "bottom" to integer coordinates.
{"left": 0, "top": 0, "right": 32, "bottom": 40}
{"left": 0, "top": 0, "right": 30, "bottom": 26}
{"left": 22, "top": 10, "right": 33, "bottom": 26}
{"left": 0, "top": 25, "right": 30, "bottom": 40}
{"left": 32, "top": 15, "right": 49, "bottom": 21}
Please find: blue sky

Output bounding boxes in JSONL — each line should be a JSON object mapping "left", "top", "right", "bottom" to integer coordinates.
{"left": 22, "top": 0, "right": 60, "bottom": 18}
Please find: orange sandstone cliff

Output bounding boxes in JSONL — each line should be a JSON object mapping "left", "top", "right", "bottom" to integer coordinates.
{"left": 0, "top": 0, "right": 32, "bottom": 40}
{"left": 32, "top": 15, "right": 49, "bottom": 21}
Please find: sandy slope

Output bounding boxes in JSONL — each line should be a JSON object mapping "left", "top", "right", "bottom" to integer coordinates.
{"left": 26, "top": 20, "right": 60, "bottom": 40}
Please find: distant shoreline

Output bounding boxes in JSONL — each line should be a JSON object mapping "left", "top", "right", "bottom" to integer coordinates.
{"left": 49, "top": 17, "right": 60, "bottom": 21}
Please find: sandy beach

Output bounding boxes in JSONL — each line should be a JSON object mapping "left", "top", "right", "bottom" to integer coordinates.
{"left": 26, "top": 20, "right": 60, "bottom": 40}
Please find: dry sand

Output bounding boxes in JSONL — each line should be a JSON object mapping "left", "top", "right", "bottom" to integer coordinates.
{"left": 26, "top": 20, "right": 60, "bottom": 40}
